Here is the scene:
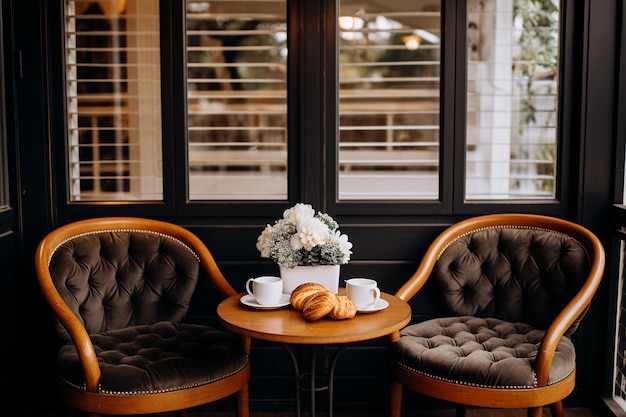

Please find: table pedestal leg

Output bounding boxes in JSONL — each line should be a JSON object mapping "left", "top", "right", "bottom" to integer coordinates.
{"left": 282, "top": 344, "right": 348, "bottom": 417}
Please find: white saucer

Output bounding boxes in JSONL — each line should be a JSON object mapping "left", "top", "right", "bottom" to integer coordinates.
{"left": 356, "top": 299, "right": 389, "bottom": 313}
{"left": 240, "top": 294, "right": 291, "bottom": 310}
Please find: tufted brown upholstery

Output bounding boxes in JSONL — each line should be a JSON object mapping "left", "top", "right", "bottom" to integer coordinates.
{"left": 56, "top": 321, "right": 247, "bottom": 395}
{"left": 393, "top": 317, "right": 576, "bottom": 388}
{"left": 432, "top": 227, "right": 590, "bottom": 333}
{"left": 389, "top": 214, "right": 605, "bottom": 417}
{"left": 35, "top": 217, "right": 250, "bottom": 417}
{"left": 48, "top": 229, "right": 202, "bottom": 340}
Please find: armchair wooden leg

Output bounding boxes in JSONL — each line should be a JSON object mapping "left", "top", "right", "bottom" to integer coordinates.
{"left": 390, "top": 379, "right": 403, "bottom": 417}
{"left": 237, "top": 384, "right": 250, "bottom": 417}
{"left": 455, "top": 404, "right": 466, "bottom": 417}
{"left": 527, "top": 406, "right": 542, "bottom": 417}
{"left": 550, "top": 401, "right": 564, "bottom": 417}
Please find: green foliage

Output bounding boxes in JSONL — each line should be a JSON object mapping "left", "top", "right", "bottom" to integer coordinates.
{"left": 514, "top": 0, "right": 559, "bottom": 127}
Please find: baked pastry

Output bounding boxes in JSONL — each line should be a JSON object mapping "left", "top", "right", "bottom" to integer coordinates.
{"left": 328, "top": 296, "right": 357, "bottom": 319}
{"left": 290, "top": 282, "right": 328, "bottom": 310}
{"left": 302, "top": 291, "right": 337, "bottom": 321}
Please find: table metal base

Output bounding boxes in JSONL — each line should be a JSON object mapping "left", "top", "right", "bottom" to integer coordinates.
{"left": 282, "top": 344, "right": 348, "bottom": 417}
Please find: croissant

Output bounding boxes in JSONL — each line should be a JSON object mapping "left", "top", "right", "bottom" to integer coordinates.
{"left": 290, "top": 282, "right": 328, "bottom": 310}
{"left": 302, "top": 291, "right": 337, "bottom": 321}
{"left": 328, "top": 296, "right": 357, "bottom": 319}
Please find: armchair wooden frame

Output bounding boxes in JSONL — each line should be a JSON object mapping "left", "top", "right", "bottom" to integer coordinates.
{"left": 389, "top": 213, "right": 605, "bottom": 417}
{"left": 35, "top": 217, "right": 251, "bottom": 417}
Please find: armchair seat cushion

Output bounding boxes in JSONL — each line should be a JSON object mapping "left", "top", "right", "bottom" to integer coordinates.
{"left": 57, "top": 321, "right": 249, "bottom": 394}
{"left": 391, "top": 316, "right": 575, "bottom": 389}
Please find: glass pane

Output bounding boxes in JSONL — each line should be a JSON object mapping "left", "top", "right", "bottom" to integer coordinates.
{"left": 186, "top": 0, "right": 287, "bottom": 200}
{"left": 338, "top": 1, "right": 441, "bottom": 200}
{"left": 465, "top": 0, "right": 558, "bottom": 200}
{"left": 65, "top": 0, "right": 163, "bottom": 201}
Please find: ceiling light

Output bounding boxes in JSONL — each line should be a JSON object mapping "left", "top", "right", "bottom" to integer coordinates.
{"left": 402, "top": 35, "right": 422, "bottom": 50}
{"left": 338, "top": 16, "right": 355, "bottom": 31}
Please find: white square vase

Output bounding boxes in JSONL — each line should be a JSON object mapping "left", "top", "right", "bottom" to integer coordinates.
{"left": 279, "top": 265, "right": 340, "bottom": 294}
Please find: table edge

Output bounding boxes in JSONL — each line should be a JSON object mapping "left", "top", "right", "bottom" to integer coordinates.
{"left": 218, "top": 292, "right": 412, "bottom": 345}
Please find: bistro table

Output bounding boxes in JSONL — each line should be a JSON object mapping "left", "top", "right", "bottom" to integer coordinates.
{"left": 217, "top": 290, "right": 411, "bottom": 417}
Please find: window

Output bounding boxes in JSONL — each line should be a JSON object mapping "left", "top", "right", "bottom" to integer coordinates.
{"left": 65, "top": 0, "right": 162, "bottom": 201}
{"left": 186, "top": 0, "right": 288, "bottom": 200}
{"left": 337, "top": 2, "right": 441, "bottom": 200}
{"left": 62, "top": 0, "right": 562, "bottom": 208}
{"left": 465, "top": 0, "right": 558, "bottom": 200}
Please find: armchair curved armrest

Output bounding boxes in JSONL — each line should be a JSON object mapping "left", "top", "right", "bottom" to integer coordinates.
{"left": 534, "top": 226, "right": 605, "bottom": 386}
{"left": 34, "top": 215, "right": 252, "bottom": 417}
{"left": 35, "top": 240, "right": 102, "bottom": 392}
{"left": 34, "top": 216, "right": 241, "bottom": 393}
{"left": 388, "top": 213, "right": 605, "bottom": 417}
{"left": 390, "top": 213, "right": 606, "bottom": 377}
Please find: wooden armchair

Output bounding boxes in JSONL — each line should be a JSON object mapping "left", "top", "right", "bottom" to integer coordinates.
{"left": 389, "top": 214, "right": 605, "bottom": 417}
{"left": 35, "top": 217, "right": 250, "bottom": 417}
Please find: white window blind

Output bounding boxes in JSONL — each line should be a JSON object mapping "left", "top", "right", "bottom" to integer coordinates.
{"left": 65, "top": 0, "right": 162, "bottom": 201}
{"left": 63, "top": 0, "right": 558, "bottom": 203}
{"left": 186, "top": 0, "right": 287, "bottom": 200}
{"left": 338, "top": 1, "right": 442, "bottom": 200}
{"left": 465, "top": 0, "right": 558, "bottom": 200}
{"left": 613, "top": 237, "right": 626, "bottom": 409}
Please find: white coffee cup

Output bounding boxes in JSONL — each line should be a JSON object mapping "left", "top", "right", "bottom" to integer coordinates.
{"left": 246, "top": 276, "right": 283, "bottom": 306}
{"left": 345, "top": 278, "right": 381, "bottom": 308}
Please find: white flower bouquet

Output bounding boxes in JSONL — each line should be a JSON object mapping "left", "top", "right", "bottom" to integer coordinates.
{"left": 256, "top": 203, "right": 353, "bottom": 268}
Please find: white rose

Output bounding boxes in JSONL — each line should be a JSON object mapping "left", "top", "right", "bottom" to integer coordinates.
{"left": 291, "top": 217, "right": 330, "bottom": 251}
{"left": 332, "top": 231, "right": 353, "bottom": 259}
{"left": 283, "top": 203, "right": 315, "bottom": 226}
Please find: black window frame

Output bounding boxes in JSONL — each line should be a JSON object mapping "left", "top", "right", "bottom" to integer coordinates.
{"left": 47, "top": 0, "right": 581, "bottom": 221}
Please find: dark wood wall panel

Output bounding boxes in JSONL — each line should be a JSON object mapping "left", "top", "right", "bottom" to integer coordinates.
{"left": 0, "top": 231, "right": 16, "bottom": 413}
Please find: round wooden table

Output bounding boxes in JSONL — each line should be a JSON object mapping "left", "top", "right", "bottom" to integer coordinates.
{"left": 217, "top": 290, "right": 411, "bottom": 417}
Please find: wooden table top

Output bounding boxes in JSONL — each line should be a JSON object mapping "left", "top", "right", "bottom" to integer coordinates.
{"left": 217, "top": 290, "right": 412, "bottom": 345}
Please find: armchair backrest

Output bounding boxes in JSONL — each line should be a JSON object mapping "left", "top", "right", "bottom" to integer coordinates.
{"left": 48, "top": 229, "right": 200, "bottom": 340}
{"left": 434, "top": 225, "right": 590, "bottom": 334}
{"left": 36, "top": 217, "right": 238, "bottom": 342}
{"left": 395, "top": 213, "right": 605, "bottom": 338}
